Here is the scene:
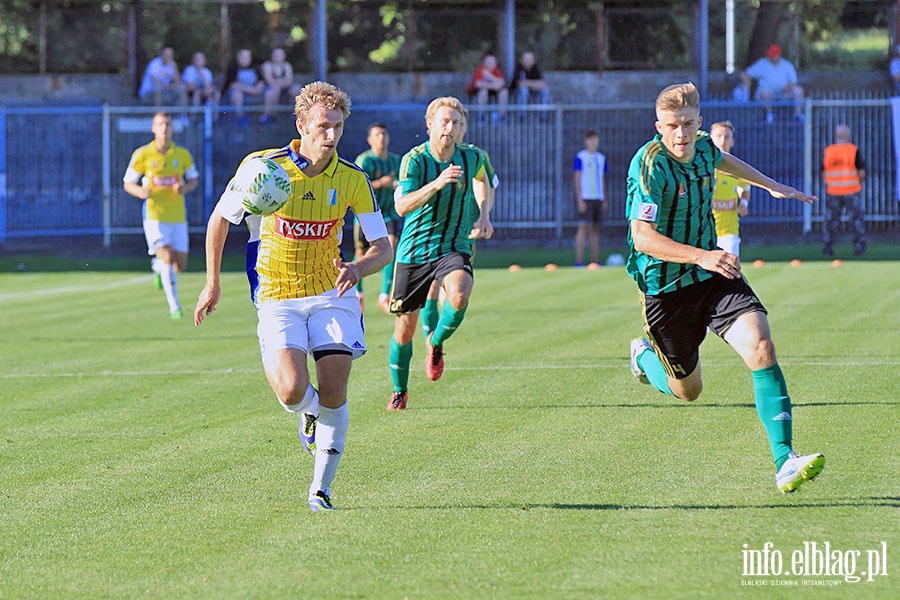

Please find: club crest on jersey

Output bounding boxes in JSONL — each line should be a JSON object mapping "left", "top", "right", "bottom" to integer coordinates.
{"left": 638, "top": 202, "right": 658, "bottom": 222}
{"left": 275, "top": 215, "right": 338, "bottom": 240}
{"left": 328, "top": 189, "right": 337, "bottom": 205}
{"left": 677, "top": 183, "right": 686, "bottom": 197}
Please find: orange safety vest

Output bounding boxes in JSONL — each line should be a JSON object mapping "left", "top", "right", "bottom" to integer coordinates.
{"left": 823, "top": 143, "right": 861, "bottom": 195}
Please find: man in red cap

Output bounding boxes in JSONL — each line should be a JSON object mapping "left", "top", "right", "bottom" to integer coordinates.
{"left": 740, "top": 44, "right": 805, "bottom": 123}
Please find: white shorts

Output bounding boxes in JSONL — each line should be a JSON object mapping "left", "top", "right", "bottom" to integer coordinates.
{"left": 257, "top": 289, "right": 367, "bottom": 369}
{"left": 717, "top": 234, "right": 741, "bottom": 258}
{"left": 144, "top": 220, "right": 189, "bottom": 255}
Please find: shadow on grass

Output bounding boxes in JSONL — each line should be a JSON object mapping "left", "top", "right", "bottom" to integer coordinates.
{"left": 412, "top": 400, "right": 897, "bottom": 410}
{"left": 543, "top": 497, "right": 900, "bottom": 511}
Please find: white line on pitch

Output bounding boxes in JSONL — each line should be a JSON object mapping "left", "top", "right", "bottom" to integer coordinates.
{"left": 1, "top": 360, "right": 898, "bottom": 379}
{"left": 0, "top": 276, "right": 152, "bottom": 301}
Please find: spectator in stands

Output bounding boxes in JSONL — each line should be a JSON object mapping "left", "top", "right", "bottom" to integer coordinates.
{"left": 260, "top": 48, "right": 301, "bottom": 124}
{"left": 740, "top": 44, "right": 804, "bottom": 123}
{"left": 573, "top": 128, "right": 607, "bottom": 267}
{"left": 224, "top": 48, "right": 264, "bottom": 124}
{"left": 466, "top": 53, "right": 508, "bottom": 113}
{"left": 181, "top": 51, "right": 220, "bottom": 111}
{"left": 138, "top": 46, "right": 187, "bottom": 108}
{"left": 509, "top": 51, "right": 551, "bottom": 105}
{"left": 889, "top": 44, "right": 900, "bottom": 95}
{"left": 822, "top": 124, "right": 867, "bottom": 257}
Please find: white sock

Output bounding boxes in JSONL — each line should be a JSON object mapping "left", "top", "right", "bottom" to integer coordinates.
{"left": 159, "top": 262, "right": 180, "bottom": 312}
{"left": 279, "top": 383, "right": 319, "bottom": 416}
{"left": 309, "top": 402, "right": 348, "bottom": 498}
{"left": 151, "top": 257, "right": 163, "bottom": 274}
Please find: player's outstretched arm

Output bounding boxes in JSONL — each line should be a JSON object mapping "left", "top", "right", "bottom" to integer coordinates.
{"left": 631, "top": 220, "right": 741, "bottom": 279}
{"left": 719, "top": 152, "right": 817, "bottom": 204}
{"left": 194, "top": 213, "right": 231, "bottom": 325}
{"left": 333, "top": 237, "right": 393, "bottom": 297}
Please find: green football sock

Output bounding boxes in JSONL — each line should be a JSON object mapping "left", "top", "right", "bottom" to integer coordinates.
{"left": 420, "top": 299, "right": 439, "bottom": 342}
{"left": 752, "top": 364, "right": 793, "bottom": 470}
{"left": 431, "top": 303, "right": 467, "bottom": 348}
{"left": 636, "top": 349, "right": 675, "bottom": 396}
{"left": 380, "top": 260, "right": 395, "bottom": 296}
{"left": 389, "top": 337, "right": 412, "bottom": 393}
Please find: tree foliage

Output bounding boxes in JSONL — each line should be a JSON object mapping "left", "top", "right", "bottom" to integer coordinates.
{"left": 0, "top": 0, "right": 889, "bottom": 76}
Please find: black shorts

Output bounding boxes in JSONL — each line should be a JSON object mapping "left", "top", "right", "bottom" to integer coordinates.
{"left": 578, "top": 200, "right": 605, "bottom": 225}
{"left": 389, "top": 252, "right": 473, "bottom": 314}
{"left": 640, "top": 274, "right": 767, "bottom": 379}
{"left": 355, "top": 219, "right": 399, "bottom": 252}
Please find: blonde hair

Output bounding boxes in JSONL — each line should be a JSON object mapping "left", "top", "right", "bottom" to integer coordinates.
{"left": 711, "top": 120, "right": 734, "bottom": 134}
{"left": 655, "top": 82, "right": 700, "bottom": 113}
{"left": 294, "top": 81, "right": 351, "bottom": 123}
{"left": 425, "top": 96, "right": 468, "bottom": 125}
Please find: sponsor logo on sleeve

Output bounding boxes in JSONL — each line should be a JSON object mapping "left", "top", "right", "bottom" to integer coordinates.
{"left": 638, "top": 202, "right": 658, "bottom": 222}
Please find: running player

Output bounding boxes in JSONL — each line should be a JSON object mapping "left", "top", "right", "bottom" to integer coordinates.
{"left": 626, "top": 82, "right": 825, "bottom": 493}
{"left": 710, "top": 120, "right": 751, "bottom": 257}
{"left": 194, "top": 81, "right": 392, "bottom": 511}
{"left": 387, "top": 96, "right": 494, "bottom": 410}
{"left": 354, "top": 122, "right": 402, "bottom": 313}
{"left": 123, "top": 111, "right": 199, "bottom": 319}
{"left": 420, "top": 111, "right": 499, "bottom": 346}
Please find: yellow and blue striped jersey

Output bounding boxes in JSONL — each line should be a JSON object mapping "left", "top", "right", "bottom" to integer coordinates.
{"left": 220, "top": 139, "right": 379, "bottom": 301}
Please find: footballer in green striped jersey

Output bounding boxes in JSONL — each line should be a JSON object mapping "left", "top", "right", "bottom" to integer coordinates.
{"left": 394, "top": 142, "right": 490, "bottom": 263}
{"left": 386, "top": 97, "right": 495, "bottom": 411}
{"left": 354, "top": 122, "right": 403, "bottom": 312}
{"left": 626, "top": 82, "right": 824, "bottom": 493}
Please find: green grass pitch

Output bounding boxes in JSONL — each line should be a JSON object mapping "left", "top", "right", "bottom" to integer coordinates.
{"left": 1, "top": 251, "right": 898, "bottom": 598}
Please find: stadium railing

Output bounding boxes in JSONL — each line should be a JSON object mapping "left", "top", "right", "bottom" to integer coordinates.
{"left": 0, "top": 99, "right": 897, "bottom": 245}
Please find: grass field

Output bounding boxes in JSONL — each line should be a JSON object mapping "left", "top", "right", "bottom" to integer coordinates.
{"left": 1, "top": 248, "right": 898, "bottom": 598}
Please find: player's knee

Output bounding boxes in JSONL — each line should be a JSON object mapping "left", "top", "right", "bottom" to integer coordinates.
{"left": 317, "top": 388, "right": 347, "bottom": 409}
{"left": 268, "top": 372, "right": 310, "bottom": 406}
{"left": 445, "top": 290, "right": 469, "bottom": 311}
{"left": 676, "top": 383, "right": 703, "bottom": 402}
{"left": 753, "top": 337, "right": 777, "bottom": 365}
{"left": 393, "top": 321, "right": 416, "bottom": 345}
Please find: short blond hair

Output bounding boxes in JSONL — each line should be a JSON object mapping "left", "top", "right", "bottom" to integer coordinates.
{"left": 655, "top": 82, "right": 700, "bottom": 113}
{"left": 425, "top": 96, "right": 468, "bottom": 125}
{"left": 711, "top": 120, "right": 734, "bottom": 134}
{"left": 294, "top": 81, "right": 351, "bottom": 123}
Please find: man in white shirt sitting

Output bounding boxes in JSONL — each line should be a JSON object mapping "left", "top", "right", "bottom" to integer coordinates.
{"left": 740, "top": 44, "right": 804, "bottom": 124}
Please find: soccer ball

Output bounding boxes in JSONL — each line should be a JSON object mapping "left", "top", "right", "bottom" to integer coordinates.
{"left": 231, "top": 157, "right": 292, "bottom": 216}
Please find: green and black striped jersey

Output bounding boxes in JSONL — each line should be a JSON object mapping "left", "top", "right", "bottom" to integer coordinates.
{"left": 395, "top": 142, "right": 487, "bottom": 264}
{"left": 354, "top": 149, "right": 402, "bottom": 222}
{"left": 625, "top": 131, "right": 722, "bottom": 295}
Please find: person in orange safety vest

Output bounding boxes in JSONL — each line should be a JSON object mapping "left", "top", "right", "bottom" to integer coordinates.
{"left": 822, "top": 123, "right": 866, "bottom": 257}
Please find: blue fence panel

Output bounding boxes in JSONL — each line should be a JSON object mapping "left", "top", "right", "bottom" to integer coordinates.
{"left": 2, "top": 106, "right": 104, "bottom": 238}
{"left": 1, "top": 99, "right": 896, "bottom": 245}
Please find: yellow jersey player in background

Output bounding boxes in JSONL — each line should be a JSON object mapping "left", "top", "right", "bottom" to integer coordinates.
{"left": 710, "top": 120, "right": 750, "bottom": 257}
{"left": 123, "top": 111, "right": 199, "bottom": 319}
{"left": 194, "top": 81, "right": 393, "bottom": 512}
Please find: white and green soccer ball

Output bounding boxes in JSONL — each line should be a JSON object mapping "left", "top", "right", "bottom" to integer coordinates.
{"left": 232, "top": 157, "right": 292, "bottom": 216}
